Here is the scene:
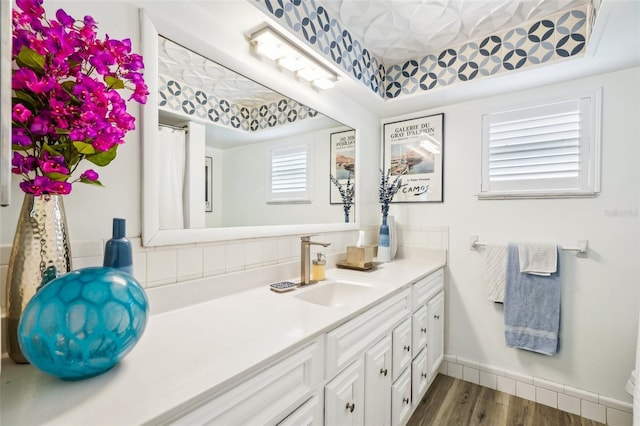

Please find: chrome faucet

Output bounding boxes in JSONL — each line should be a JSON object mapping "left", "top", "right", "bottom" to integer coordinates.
{"left": 299, "top": 235, "right": 331, "bottom": 286}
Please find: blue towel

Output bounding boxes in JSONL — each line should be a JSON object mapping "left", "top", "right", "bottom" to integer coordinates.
{"left": 504, "top": 244, "right": 561, "bottom": 355}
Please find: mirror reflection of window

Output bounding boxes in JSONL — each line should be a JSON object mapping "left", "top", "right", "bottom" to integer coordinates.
{"left": 155, "top": 36, "right": 354, "bottom": 228}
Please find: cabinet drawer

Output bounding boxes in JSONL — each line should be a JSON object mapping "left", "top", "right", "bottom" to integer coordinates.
{"left": 412, "top": 268, "right": 444, "bottom": 311}
{"left": 411, "top": 305, "right": 428, "bottom": 354}
{"left": 169, "top": 339, "right": 322, "bottom": 425}
{"left": 326, "top": 289, "right": 410, "bottom": 378}
{"left": 391, "top": 368, "right": 412, "bottom": 426}
{"left": 392, "top": 318, "right": 412, "bottom": 381}
{"left": 411, "top": 348, "right": 429, "bottom": 407}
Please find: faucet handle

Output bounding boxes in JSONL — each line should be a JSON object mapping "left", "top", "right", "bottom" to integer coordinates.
{"left": 300, "top": 235, "right": 316, "bottom": 241}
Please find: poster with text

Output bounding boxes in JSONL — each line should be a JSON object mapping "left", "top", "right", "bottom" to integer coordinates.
{"left": 330, "top": 130, "right": 356, "bottom": 204}
{"left": 383, "top": 114, "right": 444, "bottom": 202}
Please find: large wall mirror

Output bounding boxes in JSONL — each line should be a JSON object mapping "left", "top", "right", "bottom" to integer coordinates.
{"left": 140, "top": 5, "right": 359, "bottom": 246}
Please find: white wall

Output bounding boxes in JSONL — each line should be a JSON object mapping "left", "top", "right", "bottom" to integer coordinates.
{"left": 220, "top": 126, "right": 351, "bottom": 227}
{"left": 385, "top": 67, "right": 640, "bottom": 402}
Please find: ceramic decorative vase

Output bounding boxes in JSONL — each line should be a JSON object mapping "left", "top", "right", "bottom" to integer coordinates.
{"left": 6, "top": 194, "right": 72, "bottom": 364}
{"left": 378, "top": 214, "right": 391, "bottom": 262}
{"left": 18, "top": 267, "right": 149, "bottom": 380}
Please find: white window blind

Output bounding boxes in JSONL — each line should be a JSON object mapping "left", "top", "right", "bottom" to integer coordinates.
{"left": 480, "top": 90, "right": 601, "bottom": 198}
{"left": 267, "top": 145, "right": 312, "bottom": 203}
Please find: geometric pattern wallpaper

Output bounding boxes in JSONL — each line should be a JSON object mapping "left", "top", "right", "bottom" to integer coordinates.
{"left": 250, "top": 0, "right": 387, "bottom": 99}
{"left": 384, "top": 8, "right": 588, "bottom": 98}
{"left": 158, "top": 74, "right": 319, "bottom": 132}
{"left": 249, "top": 0, "right": 594, "bottom": 100}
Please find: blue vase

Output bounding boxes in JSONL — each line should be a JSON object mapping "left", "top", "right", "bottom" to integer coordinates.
{"left": 378, "top": 215, "right": 391, "bottom": 262}
{"left": 103, "top": 218, "right": 133, "bottom": 275}
{"left": 18, "top": 267, "right": 149, "bottom": 380}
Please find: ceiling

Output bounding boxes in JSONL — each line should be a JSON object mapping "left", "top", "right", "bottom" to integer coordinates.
{"left": 320, "top": 0, "right": 590, "bottom": 64}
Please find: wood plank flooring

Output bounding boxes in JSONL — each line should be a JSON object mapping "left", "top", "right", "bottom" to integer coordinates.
{"left": 408, "top": 375, "right": 606, "bottom": 426}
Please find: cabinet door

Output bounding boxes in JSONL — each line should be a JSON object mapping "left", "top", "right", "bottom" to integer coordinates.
{"left": 277, "top": 395, "right": 322, "bottom": 426}
{"left": 411, "top": 305, "right": 428, "bottom": 354}
{"left": 392, "top": 318, "right": 412, "bottom": 381}
{"left": 364, "top": 335, "right": 392, "bottom": 426}
{"left": 391, "top": 368, "right": 412, "bottom": 426}
{"left": 427, "top": 291, "right": 445, "bottom": 381}
{"left": 411, "top": 348, "right": 429, "bottom": 408}
{"left": 325, "top": 359, "right": 365, "bottom": 426}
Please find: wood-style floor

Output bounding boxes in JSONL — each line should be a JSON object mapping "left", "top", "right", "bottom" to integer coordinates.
{"left": 408, "top": 375, "right": 605, "bottom": 426}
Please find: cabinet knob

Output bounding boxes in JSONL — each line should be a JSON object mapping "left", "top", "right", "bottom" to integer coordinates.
{"left": 421, "top": 327, "right": 427, "bottom": 333}
{"left": 404, "top": 345, "right": 410, "bottom": 352}
{"left": 403, "top": 397, "right": 410, "bottom": 404}
{"left": 380, "top": 368, "right": 388, "bottom": 376}
{"left": 345, "top": 402, "right": 355, "bottom": 413}
{"left": 421, "top": 372, "right": 427, "bottom": 379}
{"left": 434, "top": 314, "right": 440, "bottom": 320}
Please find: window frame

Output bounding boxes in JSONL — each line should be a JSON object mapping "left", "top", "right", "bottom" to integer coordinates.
{"left": 479, "top": 88, "right": 602, "bottom": 199}
{"left": 266, "top": 143, "right": 313, "bottom": 204}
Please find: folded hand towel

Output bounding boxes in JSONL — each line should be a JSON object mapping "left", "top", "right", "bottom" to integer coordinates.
{"left": 505, "top": 244, "right": 561, "bottom": 355}
{"left": 484, "top": 245, "right": 508, "bottom": 303}
{"left": 518, "top": 243, "right": 557, "bottom": 276}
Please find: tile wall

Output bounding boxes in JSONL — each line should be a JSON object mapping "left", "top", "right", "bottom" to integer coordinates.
{"left": 440, "top": 355, "right": 633, "bottom": 426}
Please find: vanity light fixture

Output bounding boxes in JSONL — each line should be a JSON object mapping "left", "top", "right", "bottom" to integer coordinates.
{"left": 249, "top": 25, "right": 338, "bottom": 90}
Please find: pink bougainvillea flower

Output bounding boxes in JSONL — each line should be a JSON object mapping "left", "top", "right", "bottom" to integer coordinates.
{"left": 10, "top": 0, "right": 148, "bottom": 195}
{"left": 12, "top": 104, "right": 32, "bottom": 123}
{"left": 80, "top": 169, "right": 99, "bottom": 181}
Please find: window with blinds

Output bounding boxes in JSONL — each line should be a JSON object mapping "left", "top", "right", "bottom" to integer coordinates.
{"left": 480, "top": 90, "right": 601, "bottom": 198}
{"left": 267, "top": 144, "right": 312, "bottom": 203}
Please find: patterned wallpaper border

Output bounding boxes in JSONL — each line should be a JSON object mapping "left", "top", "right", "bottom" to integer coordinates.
{"left": 249, "top": 1, "right": 595, "bottom": 100}
{"left": 158, "top": 75, "right": 318, "bottom": 132}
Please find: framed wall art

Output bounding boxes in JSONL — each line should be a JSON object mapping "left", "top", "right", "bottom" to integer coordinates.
{"left": 383, "top": 113, "right": 444, "bottom": 203}
{"left": 329, "top": 129, "right": 356, "bottom": 204}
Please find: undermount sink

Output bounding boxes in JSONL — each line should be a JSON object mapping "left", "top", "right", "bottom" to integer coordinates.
{"left": 294, "top": 281, "right": 376, "bottom": 308}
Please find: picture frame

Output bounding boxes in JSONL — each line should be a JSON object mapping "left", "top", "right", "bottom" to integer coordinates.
{"left": 383, "top": 113, "right": 444, "bottom": 203}
{"left": 329, "top": 129, "right": 356, "bottom": 204}
{"left": 205, "top": 156, "right": 213, "bottom": 212}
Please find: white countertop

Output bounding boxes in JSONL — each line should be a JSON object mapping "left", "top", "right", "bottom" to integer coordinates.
{"left": 0, "top": 253, "right": 445, "bottom": 425}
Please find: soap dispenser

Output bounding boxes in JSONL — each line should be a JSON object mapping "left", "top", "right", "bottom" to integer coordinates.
{"left": 103, "top": 218, "right": 133, "bottom": 275}
{"left": 312, "top": 253, "right": 326, "bottom": 281}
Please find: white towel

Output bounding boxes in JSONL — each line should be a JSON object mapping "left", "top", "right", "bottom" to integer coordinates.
{"left": 517, "top": 244, "right": 558, "bottom": 276}
{"left": 484, "top": 245, "right": 508, "bottom": 302}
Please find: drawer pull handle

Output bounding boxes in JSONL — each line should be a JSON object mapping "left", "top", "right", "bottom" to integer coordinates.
{"left": 403, "top": 397, "right": 410, "bottom": 404}
{"left": 404, "top": 345, "right": 410, "bottom": 352}
{"left": 380, "top": 368, "right": 388, "bottom": 376}
{"left": 421, "top": 372, "right": 427, "bottom": 379}
{"left": 346, "top": 402, "right": 355, "bottom": 413}
{"left": 421, "top": 327, "right": 427, "bottom": 333}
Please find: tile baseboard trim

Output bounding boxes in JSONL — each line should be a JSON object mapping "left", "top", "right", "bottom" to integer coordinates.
{"left": 442, "top": 354, "right": 633, "bottom": 426}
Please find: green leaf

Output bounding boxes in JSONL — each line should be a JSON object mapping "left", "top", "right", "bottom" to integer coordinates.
{"left": 13, "top": 92, "right": 38, "bottom": 109}
{"left": 86, "top": 145, "right": 118, "bottom": 167}
{"left": 61, "top": 81, "right": 75, "bottom": 92}
{"left": 55, "top": 128, "right": 70, "bottom": 135}
{"left": 80, "top": 178, "right": 104, "bottom": 187}
{"left": 105, "top": 76, "right": 125, "bottom": 90}
{"left": 16, "top": 46, "right": 45, "bottom": 73}
{"left": 46, "top": 172, "right": 70, "bottom": 181}
{"left": 42, "top": 144, "right": 63, "bottom": 156}
{"left": 72, "top": 141, "right": 95, "bottom": 155}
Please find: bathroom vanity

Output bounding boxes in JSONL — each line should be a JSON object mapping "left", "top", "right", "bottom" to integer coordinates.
{"left": 0, "top": 252, "right": 445, "bottom": 425}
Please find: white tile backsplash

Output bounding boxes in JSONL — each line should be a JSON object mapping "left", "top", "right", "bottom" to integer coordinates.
{"left": 203, "top": 244, "right": 226, "bottom": 276}
{"left": 448, "top": 362, "right": 463, "bottom": 379}
{"left": 277, "top": 238, "right": 293, "bottom": 262}
{"left": 463, "top": 366, "right": 480, "bottom": 384}
{"left": 177, "top": 247, "right": 203, "bottom": 280}
{"left": 261, "top": 239, "right": 278, "bottom": 266}
{"left": 146, "top": 249, "right": 177, "bottom": 286}
{"left": 479, "top": 371, "right": 497, "bottom": 389}
{"left": 225, "top": 243, "right": 245, "bottom": 273}
{"left": 244, "top": 242, "right": 262, "bottom": 268}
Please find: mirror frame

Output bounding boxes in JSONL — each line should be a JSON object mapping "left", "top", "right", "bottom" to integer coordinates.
{"left": 1, "top": 0, "right": 11, "bottom": 206}
{"left": 139, "top": 8, "right": 360, "bottom": 246}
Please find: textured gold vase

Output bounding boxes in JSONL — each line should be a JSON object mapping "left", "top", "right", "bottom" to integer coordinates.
{"left": 6, "top": 194, "right": 72, "bottom": 363}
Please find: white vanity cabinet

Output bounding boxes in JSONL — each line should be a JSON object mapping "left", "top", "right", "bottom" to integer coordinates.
{"left": 364, "top": 336, "right": 392, "bottom": 425}
{"left": 410, "top": 268, "right": 445, "bottom": 410}
{"left": 325, "top": 359, "right": 365, "bottom": 426}
{"left": 168, "top": 338, "right": 323, "bottom": 426}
